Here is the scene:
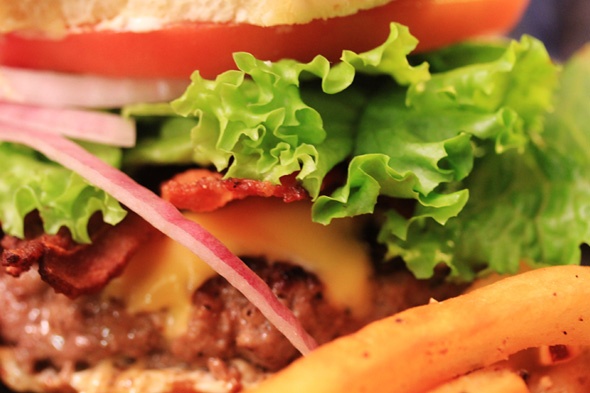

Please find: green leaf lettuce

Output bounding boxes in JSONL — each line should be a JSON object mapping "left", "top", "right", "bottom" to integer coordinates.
{"left": 0, "top": 143, "right": 127, "bottom": 243}
{"left": 158, "top": 24, "right": 572, "bottom": 280}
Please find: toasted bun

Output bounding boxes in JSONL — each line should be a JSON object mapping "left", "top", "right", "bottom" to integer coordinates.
{"left": 0, "top": 0, "right": 393, "bottom": 35}
{"left": 0, "top": 348, "right": 268, "bottom": 393}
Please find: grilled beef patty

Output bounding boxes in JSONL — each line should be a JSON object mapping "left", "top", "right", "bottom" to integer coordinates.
{"left": 0, "top": 257, "right": 463, "bottom": 388}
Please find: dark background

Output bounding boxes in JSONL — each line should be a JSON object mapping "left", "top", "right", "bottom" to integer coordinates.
{"left": 510, "top": 0, "right": 590, "bottom": 59}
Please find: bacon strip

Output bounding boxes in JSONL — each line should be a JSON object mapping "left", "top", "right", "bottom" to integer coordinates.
{"left": 1, "top": 237, "right": 45, "bottom": 276}
{"left": 1, "top": 212, "right": 158, "bottom": 298}
{"left": 161, "top": 169, "right": 309, "bottom": 213}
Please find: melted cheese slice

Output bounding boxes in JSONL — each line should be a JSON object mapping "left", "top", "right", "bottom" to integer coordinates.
{"left": 104, "top": 198, "right": 373, "bottom": 337}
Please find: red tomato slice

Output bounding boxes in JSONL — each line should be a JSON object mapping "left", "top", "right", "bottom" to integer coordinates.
{"left": 0, "top": 0, "right": 529, "bottom": 79}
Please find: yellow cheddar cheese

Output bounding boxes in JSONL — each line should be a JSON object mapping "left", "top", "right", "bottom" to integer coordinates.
{"left": 105, "top": 198, "right": 373, "bottom": 337}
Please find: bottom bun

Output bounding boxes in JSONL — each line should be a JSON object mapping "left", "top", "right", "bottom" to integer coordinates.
{"left": 0, "top": 348, "right": 268, "bottom": 393}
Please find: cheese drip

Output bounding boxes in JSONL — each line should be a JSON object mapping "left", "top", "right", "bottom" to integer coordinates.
{"left": 104, "top": 198, "right": 373, "bottom": 337}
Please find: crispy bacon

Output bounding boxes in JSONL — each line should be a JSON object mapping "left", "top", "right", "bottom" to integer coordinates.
{"left": 161, "top": 169, "right": 309, "bottom": 213}
{"left": 1, "top": 212, "right": 158, "bottom": 298}
{"left": 1, "top": 238, "right": 45, "bottom": 276}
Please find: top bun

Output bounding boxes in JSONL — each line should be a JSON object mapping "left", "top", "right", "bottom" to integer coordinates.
{"left": 0, "top": 0, "right": 393, "bottom": 35}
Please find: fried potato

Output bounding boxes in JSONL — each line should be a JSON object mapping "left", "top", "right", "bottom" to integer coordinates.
{"left": 426, "top": 368, "right": 528, "bottom": 393}
{"left": 247, "top": 265, "right": 590, "bottom": 393}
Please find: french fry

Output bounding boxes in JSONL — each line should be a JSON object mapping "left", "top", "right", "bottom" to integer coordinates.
{"left": 247, "top": 265, "right": 590, "bottom": 393}
{"left": 426, "top": 368, "right": 528, "bottom": 393}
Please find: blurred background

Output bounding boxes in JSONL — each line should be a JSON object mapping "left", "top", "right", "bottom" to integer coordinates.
{"left": 511, "top": 0, "right": 590, "bottom": 60}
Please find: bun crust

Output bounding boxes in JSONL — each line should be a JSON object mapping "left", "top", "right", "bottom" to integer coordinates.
{"left": 0, "top": 0, "right": 393, "bottom": 35}
{"left": 0, "top": 348, "right": 268, "bottom": 393}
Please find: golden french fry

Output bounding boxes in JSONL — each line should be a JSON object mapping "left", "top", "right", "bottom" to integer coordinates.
{"left": 427, "top": 368, "right": 528, "bottom": 393}
{"left": 247, "top": 265, "right": 590, "bottom": 393}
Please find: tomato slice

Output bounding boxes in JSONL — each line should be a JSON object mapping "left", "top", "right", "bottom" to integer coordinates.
{"left": 0, "top": 0, "right": 529, "bottom": 79}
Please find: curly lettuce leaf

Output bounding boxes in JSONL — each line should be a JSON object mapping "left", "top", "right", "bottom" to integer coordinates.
{"left": 311, "top": 84, "right": 474, "bottom": 224}
{"left": 126, "top": 25, "right": 572, "bottom": 281}
{"left": 170, "top": 23, "right": 429, "bottom": 198}
{"left": 379, "top": 44, "right": 590, "bottom": 280}
{"left": 313, "top": 36, "right": 558, "bottom": 254}
{"left": 123, "top": 116, "right": 199, "bottom": 166}
{"left": 0, "top": 143, "right": 127, "bottom": 243}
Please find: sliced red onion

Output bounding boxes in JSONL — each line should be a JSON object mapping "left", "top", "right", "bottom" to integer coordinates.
{"left": 0, "top": 66, "right": 189, "bottom": 108}
{"left": 0, "top": 121, "right": 318, "bottom": 356}
{"left": 0, "top": 101, "right": 136, "bottom": 147}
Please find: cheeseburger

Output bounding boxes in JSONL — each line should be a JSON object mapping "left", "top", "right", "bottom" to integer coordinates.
{"left": 1, "top": 0, "right": 590, "bottom": 392}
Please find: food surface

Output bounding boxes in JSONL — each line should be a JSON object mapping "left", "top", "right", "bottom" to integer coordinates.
{"left": 1, "top": 0, "right": 590, "bottom": 391}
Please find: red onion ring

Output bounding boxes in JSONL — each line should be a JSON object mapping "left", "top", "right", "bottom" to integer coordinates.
{"left": 0, "top": 66, "right": 189, "bottom": 108}
{"left": 0, "top": 101, "right": 136, "bottom": 147}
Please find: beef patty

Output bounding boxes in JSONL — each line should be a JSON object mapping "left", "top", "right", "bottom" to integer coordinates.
{"left": 0, "top": 256, "right": 463, "bottom": 390}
